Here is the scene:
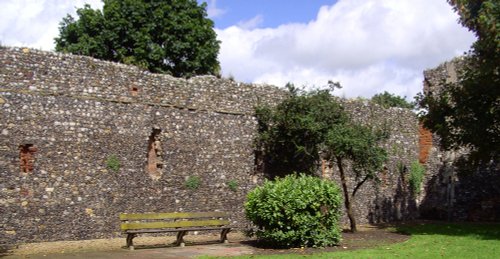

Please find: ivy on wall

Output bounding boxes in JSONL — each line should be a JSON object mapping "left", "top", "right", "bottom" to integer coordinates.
{"left": 409, "top": 161, "right": 426, "bottom": 194}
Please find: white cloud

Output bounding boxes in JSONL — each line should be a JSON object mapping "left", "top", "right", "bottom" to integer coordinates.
{"left": 216, "top": 0, "right": 476, "bottom": 99}
{"left": 237, "top": 15, "right": 264, "bottom": 30}
{"left": 0, "top": 0, "right": 475, "bottom": 99}
{"left": 205, "top": 0, "right": 226, "bottom": 19}
{"left": 0, "top": 0, "right": 102, "bottom": 50}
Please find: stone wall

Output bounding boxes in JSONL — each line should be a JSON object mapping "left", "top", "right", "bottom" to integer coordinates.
{"left": 333, "top": 100, "right": 420, "bottom": 224}
{"left": 1, "top": 47, "right": 421, "bottom": 246}
{"left": 419, "top": 58, "right": 500, "bottom": 221}
{"left": 0, "top": 47, "right": 285, "bottom": 246}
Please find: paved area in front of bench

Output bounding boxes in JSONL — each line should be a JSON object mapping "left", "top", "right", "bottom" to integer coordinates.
{"left": 4, "top": 242, "right": 254, "bottom": 259}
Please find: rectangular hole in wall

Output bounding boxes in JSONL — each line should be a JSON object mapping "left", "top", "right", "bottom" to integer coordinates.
{"left": 19, "top": 144, "right": 37, "bottom": 173}
{"left": 146, "top": 128, "right": 163, "bottom": 180}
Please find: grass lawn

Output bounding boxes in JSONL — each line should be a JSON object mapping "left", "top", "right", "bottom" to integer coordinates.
{"left": 218, "top": 222, "right": 500, "bottom": 259}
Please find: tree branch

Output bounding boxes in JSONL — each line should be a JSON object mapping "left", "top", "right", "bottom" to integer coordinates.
{"left": 352, "top": 174, "right": 370, "bottom": 198}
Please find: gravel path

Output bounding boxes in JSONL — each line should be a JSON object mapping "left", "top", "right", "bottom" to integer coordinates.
{"left": 3, "top": 226, "right": 409, "bottom": 258}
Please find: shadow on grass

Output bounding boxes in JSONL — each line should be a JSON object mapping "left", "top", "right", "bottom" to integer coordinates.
{"left": 395, "top": 221, "right": 500, "bottom": 240}
{"left": 238, "top": 225, "right": 411, "bottom": 255}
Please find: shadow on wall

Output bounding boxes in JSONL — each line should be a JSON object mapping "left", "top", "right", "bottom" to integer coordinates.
{"left": 419, "top": 155, "right": 500, "bottom": 222}
{"left": 368, "top": 168, "right": 418, "bottom": 224}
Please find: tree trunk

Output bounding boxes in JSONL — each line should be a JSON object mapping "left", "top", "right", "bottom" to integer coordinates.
{"left": 336, "top": 157, "right": 357, "bottom": 232}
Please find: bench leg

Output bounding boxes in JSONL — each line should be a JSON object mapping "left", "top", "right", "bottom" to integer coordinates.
{"left": 176, "top": 231, "right": 188, "bottom": 247}
{"left": 126, "top": 233, "right": 137, "bottom": 251}
{"left": 220, "top": 228, "right": 230, "bottom": 244}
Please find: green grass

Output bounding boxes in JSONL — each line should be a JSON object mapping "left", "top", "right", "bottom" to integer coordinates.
{"left": 214, "top": 223, "right": 500, "bottom": 259}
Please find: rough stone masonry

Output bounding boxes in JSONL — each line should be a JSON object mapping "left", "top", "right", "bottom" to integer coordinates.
{"left": 418, "top": 57, "right": 500, "bottom": 222}
{"left": 0, "top": 46, "right": 449, "bottom": 246}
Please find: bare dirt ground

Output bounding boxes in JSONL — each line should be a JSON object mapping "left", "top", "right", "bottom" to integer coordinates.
{"left": 248, "top": 225, "right": 409, "bottom": 256}
{"left": 2, "top": 225, "right": 409, "bottom": 258}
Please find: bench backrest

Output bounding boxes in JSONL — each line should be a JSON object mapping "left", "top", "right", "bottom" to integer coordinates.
{"left": 120, "top": 212, "right": 230, "bottom": 232}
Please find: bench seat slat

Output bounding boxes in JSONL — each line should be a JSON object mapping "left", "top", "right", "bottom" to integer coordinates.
{"left": 124, "top": 227, "right": 230, "bottom": 234}
{"left": 121, "top": 219, "right": 230, "bottom": 231}
{"left": 120, "top": 212, "right": 227, "bottom": 221}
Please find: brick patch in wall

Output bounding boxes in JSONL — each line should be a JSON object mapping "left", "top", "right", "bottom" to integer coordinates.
{"left": 19, "top": 144, "right": 37, "bottom": 173}
{"left": 418, "top": 123, "right": 433, "bottom": 164}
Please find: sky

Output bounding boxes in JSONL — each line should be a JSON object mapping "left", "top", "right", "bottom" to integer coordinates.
{"left": 0, "top": 0, "right": 476, "bottom": 100}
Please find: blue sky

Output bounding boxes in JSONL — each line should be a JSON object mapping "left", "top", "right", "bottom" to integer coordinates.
{"left": 198, "top": 0, "right": 337, "bottom": 29}
{"left": 0, "top": 0, "right": 475, "bottom": 99}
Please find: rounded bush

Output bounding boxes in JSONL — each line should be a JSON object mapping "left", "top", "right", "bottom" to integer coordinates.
{"left": 245, "top": 174, "right": 343, "bottom": 248}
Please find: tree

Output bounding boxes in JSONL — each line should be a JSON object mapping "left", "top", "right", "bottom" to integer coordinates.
{"left": 255, "top": 85, "right": 347, "bottom": 177}
{"left": 325, "top": 123, "right": 387, "bottom": 232}
{"left": 371, "top": 91, "right": 414, "bottom": 109}
{"left": 418, "top": 0, "right": 499, "bottom": 162}
{"left": 55, "top": 0, "right": 220, "bottom": 77}
{"left": 256, "top": 85, "right": 387, "bottom": 232}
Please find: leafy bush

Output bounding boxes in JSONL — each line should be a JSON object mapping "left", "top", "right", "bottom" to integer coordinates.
{"left": 185, "top": 176, "right": 201, "bottom": 190}
{"left": 106, "top": 154, "right": 120, "bottom": 172}
{"left": 409, "top": 161, "right": 426, "bottom": 194}
{"left": 245, "top": 174, "right": 343, "bottom": 248}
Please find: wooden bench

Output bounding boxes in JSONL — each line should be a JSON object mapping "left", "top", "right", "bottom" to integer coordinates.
{"left": 119, "top": 211, "right": 231, "bottom": 250}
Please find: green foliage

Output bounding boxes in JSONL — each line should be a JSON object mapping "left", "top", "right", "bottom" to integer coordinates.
{"left": 106, "top": 154, "right": 120, "bottom": 172}
{"left": 325, "top": 122, "right": 387, "bottom": 232}
{"left": 245, "top": 174, "right": 343, "bottom": 248}
{"left": 448, "top": 0, "right": 499, "bottom": 48}
{"left": 227, "top": 179, "right": 238, "bottom": 192}
{"left": 418, "top": 0, "right": 499, "bottom": 163}
{"left": 371, "top": 91, "right": 414, "bottom": 109}
{"left": 185, "top": 175, "right": 201, "bottom": 190}
{"left": 256, "top": 85, "right": 388, "bottom": 232}
{"left": 326, "top": 123, "right": 388, "bottom": 180}
{"left": 55, "top": 0, "right": 220, "bottom": 77}
{"left": 255, "top": 85, "right": 348, "bottom": 176}
{"left": 408, "top": 161, "right": 426, "bottom": 194}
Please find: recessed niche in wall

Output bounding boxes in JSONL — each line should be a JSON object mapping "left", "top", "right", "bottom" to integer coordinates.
{"left": 19, "top": 144, "right": 37, "bottom": 173}
{"left": 146, "top": 128, "right": 164, "bottom": 180}
{"left": 130, "top": 86, "right": 139, "bottom": 97}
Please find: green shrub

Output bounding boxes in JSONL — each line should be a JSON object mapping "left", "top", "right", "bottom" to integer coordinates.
{"left": 227, "top": 179, "right": 238, "bottom": 192}
{"left": 245, "top": 174, "right": 343, "bottom": 248}
{"left": 185, "top": 176, "right": 201, "bottom": 190}
{"left": 106, "top": 154, "right": 120, "bottom": 172}
{"left": 409, "top": 161, "right": 426, "bottom": 194}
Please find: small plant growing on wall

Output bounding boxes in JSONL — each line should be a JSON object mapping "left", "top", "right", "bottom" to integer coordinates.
{"left": 409, "top": 160, "right": 426, "bottom": 194}
{"left": 185, "top": 176, "right": 201, "bottom": 190}
{"left": 227, "top": 180, "right": 238, "bottom": 192}
{"left": 106, "top": 154, "right": 120, "bottom": 172}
